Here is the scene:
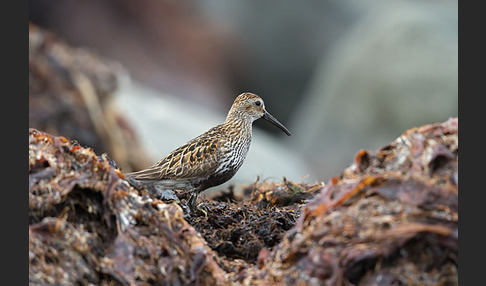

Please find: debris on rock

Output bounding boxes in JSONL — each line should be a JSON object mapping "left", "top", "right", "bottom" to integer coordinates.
{"left": 29, "top": 128, "right": 228, "bottom": 285}
{"left": 242, "top": 117, "right": 458, "bottom": 285}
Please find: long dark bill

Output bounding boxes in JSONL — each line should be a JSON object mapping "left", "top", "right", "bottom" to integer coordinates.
{"left": 263, "top": 111, "right": 291, "bottom": 136}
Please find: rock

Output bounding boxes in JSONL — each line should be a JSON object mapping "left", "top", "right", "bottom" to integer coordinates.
{"left": 290, "top": 1, "right": 458, "bottom": 181}
{"left": 29, "top": 23, "right": 151, "bottom": 172}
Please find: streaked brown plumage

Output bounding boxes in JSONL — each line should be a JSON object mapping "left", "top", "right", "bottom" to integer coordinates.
{"left": 125, "top": 92, "right": 291, "bottom": 210}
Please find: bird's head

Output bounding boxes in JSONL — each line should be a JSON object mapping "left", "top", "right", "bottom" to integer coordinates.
{"left": 227, "top": 92, "right": 291, "bottom": 136}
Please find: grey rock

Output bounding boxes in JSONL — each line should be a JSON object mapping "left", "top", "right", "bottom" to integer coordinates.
{"left": 290, "top": 1, "right": 458, "bottom": 180}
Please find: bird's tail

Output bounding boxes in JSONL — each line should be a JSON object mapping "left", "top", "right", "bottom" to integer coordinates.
{"left": 124, "top": 166, "right": 162, "bottom": 181}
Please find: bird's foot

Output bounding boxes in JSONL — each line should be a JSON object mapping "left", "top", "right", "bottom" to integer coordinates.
{"left": 185, "top": 204, "right": 207, "bottom": 218}
{"left": 195, "top": 204, "right": 208, "bottom": 218}
{"left": 127, "top": 177, "right": 144, "bottom": 189}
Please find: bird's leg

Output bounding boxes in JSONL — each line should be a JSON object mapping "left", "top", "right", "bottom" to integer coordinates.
{"left": 187, "top": 192, "right": 208, "bottom": 217}
{"left": 188, "top": 193, "right": 197, "bottom": 212}
{"left": 188, "top": 192, "right": 201, "bottom": 215}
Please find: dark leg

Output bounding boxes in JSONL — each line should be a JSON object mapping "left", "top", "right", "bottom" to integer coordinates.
{"left": 188, "top": 192, "right": 199, "bottom": 214}
{"left": 187, "top": 192, "right": 208, "bottom": 217}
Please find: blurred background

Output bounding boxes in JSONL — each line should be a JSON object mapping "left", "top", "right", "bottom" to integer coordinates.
{"left": 29, "top": 0, "right": 458, "bottom": 190}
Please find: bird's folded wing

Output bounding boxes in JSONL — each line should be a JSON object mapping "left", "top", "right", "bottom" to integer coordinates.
{"left": 126, "top": 131, "right": 223, "bottom": 181}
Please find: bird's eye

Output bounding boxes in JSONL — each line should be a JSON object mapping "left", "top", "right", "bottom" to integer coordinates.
{"left": 255, "top": 101, "right": 261, "bottom": 106}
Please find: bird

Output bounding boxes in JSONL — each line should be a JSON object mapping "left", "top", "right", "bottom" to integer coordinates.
{"left": 125, "top": 92, "right": 291, "bottom": 213}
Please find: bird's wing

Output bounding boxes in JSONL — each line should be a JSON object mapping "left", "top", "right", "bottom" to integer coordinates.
{"left": 126, "top": 127, "right": 225, "bottom": 181}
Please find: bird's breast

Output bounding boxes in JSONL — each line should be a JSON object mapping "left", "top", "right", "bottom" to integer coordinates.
{"left": 214, "top": 137, "right": 251, "bottom": 175}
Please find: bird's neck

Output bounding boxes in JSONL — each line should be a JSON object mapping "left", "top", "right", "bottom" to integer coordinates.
{"left": 224, "top": 111, "right": 253, "bottom": 140}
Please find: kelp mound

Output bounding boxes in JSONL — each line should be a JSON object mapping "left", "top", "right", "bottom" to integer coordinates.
{"left": 29, "top": 117, "right": 458, "bottom": 285}
{"left": 29, "top": 128, "right": 227, "bottom": 285}
{"left": 242, "top": 117, "right": 458, "bottom": 285}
